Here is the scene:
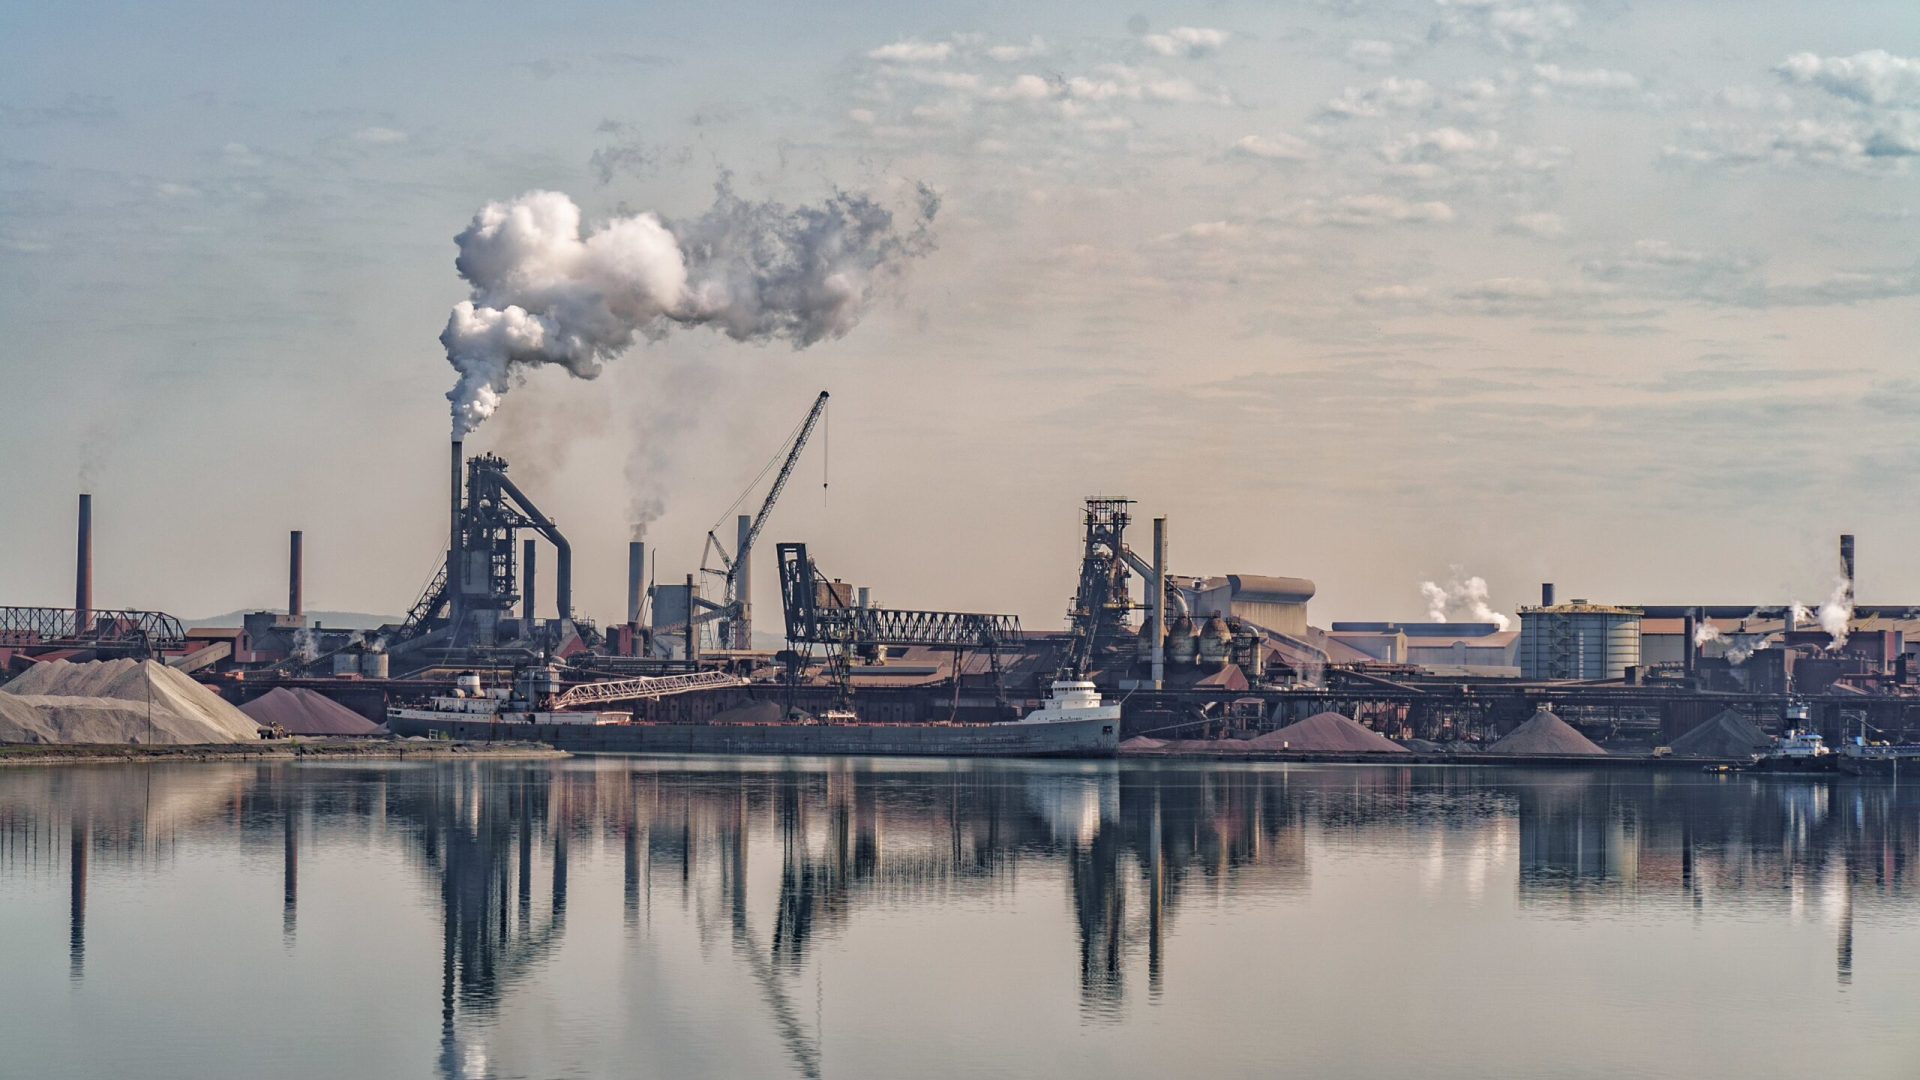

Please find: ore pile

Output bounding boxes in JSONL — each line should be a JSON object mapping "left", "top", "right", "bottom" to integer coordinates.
{"left": 1250, "top": 712, "right": 1409, "bottom": 753}
{"left": 241, "top": 688, "right": 384, "bottom": 736}
{"left": 0, "top": 660, "right": 262, "bottom": 745}
{"left": 1670, "top": 710, "right": 1773, "bottom": 759}
{"left": 1489, "top": 709, "right": 1606, "bottom": 756}
{"left": 709, "top": 700, "right": 784, "bottom": 724}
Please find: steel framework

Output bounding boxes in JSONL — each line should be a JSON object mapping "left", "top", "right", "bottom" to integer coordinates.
{"left": 0, "top": 606, "right": 188, "bottom": 655}
{"left": 702, "top": 391, "right": 830, "bottom": 650}
{"left": 551, "top": 670, "right": 748, "bottom": 709}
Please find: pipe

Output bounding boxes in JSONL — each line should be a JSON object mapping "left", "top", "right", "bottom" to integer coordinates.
{"left": 627, "top": 542, "right": 645, "bottom": 625}
{"left": 523, "top": 538, "right": 537, "bottom": 623}
{"left": 288, "top": 530, "right": 304, "bottom": 620}
{"left": 1152, "top": 517, "right": 1167, "bottom": 690}
{"left": 734, "top": 514, "right": 753, "bottom": 650}
{"left": 75, "top": 493, "right": 92, "bottom": 636}
{"left": 1841, "top": 534, "right": 1856, "bottom": 602}
{"left": 494, "top": 472, "right": 572, "bottom": 622}
{"left": 1541, "top": 582, "right": 1555, "bottom": 607}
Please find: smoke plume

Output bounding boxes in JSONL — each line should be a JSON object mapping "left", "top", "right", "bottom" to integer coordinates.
{"left": 441, "top": 179, "right": 938, "bottom": 436}
{"left": 1818, "top": 577, "right": 1854, "bottom": 648}
{"left": 1693, "top": 619, "right": 1723, "bottom": 647}
{"left": 1419, "top": 570, "right": 1511, "bottom": 631}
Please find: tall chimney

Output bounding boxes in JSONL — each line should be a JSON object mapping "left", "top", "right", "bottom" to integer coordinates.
{"left": 75, "top": 494, "right": 92, "bottom": 636}
{"left": 734, "top": 514, "right": 753, "bottom": 650}
{"left": 1541, "top": 582, "right": 1555, "bottom": 607}
{"left": 448, "top": 440, "right": 464, "bottom": 626}
{"left": 522, "top": 538, "right": 537, "bottom": 623}
{"left": 288, "top": 530, "right": 304, "bottom": 620}
{"left": 685, "top": 573, "right": 698, "bottom": 665}
{"left": 1151, "top": 516, "right": 1167, "bottom": 690}
{"left": 627, "top": 542, "right": 646, "bottom": 625}
{"left": 1683, "top": 610, "right": 1698, "bottom": 680}
{"left": 1840, "top": 534, "right": 1856, "bottom": 603}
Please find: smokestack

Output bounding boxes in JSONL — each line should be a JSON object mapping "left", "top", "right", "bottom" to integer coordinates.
{"left": 1152, "top": 517, "right": 1167, "bottom": 690}
{"left": 1541, "top": 582, "right": 1555, "bottom": 607}
{"left": 288, "top": 530, "right": 304, "bottom": 620}
{"left": 734, "top": 514, "right": 752, "bottom": 650}
{"left": 1785, "top": 605, "right": 1799, "bottom": 633}
{"left": 857, "top": 586, "right": 870, "bottom": 610}
{"left": 685, "top": 573, "right": 698, "bottom": 665}
{"left": 75, "top": 494, "right": 92, "bottom": 635}
{"left": 449, "top": 440, "right": 463, "bottom": 624}
{"left": 1841, "top": 534, "right": 1856, "bottom": 602}
{"left": 522, "top": 538, "right": 537, "bottom": 623}
{"left": 627, "top": 542, "right": 645, "bottom": 625}
{"left": 1683, "top": 610, "right": 1698, "bottom": 680}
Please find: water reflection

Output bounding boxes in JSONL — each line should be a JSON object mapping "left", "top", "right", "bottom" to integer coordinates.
{"left": 5, "top": 761, "right": 1920, "bottom": 1077}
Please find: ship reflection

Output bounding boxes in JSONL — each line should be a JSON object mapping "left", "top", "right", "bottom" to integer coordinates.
{"left": 7, "top": 761, "right": 1920, "bottom": 1076}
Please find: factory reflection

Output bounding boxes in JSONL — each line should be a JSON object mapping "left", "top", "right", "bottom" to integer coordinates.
{"left": 7, "top": 761, "right": 1920, "bottom": 1075}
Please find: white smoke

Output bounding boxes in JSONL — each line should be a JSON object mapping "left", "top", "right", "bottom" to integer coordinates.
{"left": 1693, "top": 619, "right": 1723, "bottom": 647}
{"left": 1817, "top": 577, "right": 1854, "bottom": 648}
{"left": 1418, "top": 570, "right": 1511, "bottom": 631}
{"left": 441, "top": 179, "right": 938, "bottom": 436}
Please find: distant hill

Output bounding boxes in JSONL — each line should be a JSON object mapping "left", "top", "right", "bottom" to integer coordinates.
{"left": 184, "top": 610, "right": 402, "bottom": 631}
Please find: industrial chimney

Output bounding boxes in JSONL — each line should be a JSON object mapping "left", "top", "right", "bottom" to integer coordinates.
{"left": 522, "top": 538, "right": 537, "bottom": 623}
{"left": 288, "top": 530, "right": 304, "bottom": 620}
{"left": 1541, "top": 582, "right": 1555, "bottom": 607}
{"left": 1840, "top": 534, "right": 1856, "bottom": 603}
{"left": 448, "top": 440, "right": 463, "bottom": 625}
{"left": 75, "top": 493, "right": 92, "bottom": 635}
{"left": 627, "top": 542, "right": 646, "bottom": 625}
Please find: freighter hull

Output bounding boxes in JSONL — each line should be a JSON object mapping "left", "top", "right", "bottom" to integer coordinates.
{"left": 385, "top": 712, "right": 1121, "bottom": 758}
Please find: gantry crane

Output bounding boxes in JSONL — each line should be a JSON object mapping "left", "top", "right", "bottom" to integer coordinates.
{"left": 700, "top": 391, "right": 830, "bottom": 651}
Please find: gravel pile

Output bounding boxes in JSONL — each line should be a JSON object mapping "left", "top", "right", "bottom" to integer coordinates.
{"left": 1670, "top": 709, "right": 1773, "bottom": 758}
{"left": 710, "top": 700, "right": 784, "bottom": 724}
{"left": 1119, "top": 736, "right": 1166, "bottom": 750}
{"left": 241, "top": 688, "right": 384, "bottom": 736}
{"left": 0, "top": 659, "right": 262, "bottom": 745}
{"left": 1250, "top": 712, "right": 1409, "bottom": 753}
{"left": 1489, "top": 709, "right": 1605, "bottom": 756}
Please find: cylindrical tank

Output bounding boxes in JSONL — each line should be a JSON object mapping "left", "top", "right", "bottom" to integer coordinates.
{"left": 1198, "top": 613, "right": 1232, "bottom": 668}
{"left": 1169, "top": 614, "right": 1197, "bottom": 666}
{"left": 333, "top": 651, "right": 360, "bottom": 677}
{"left": 359, "top": 652, "right": 389, "bottom": 679}
{"left": 1231, "top": 620, "right": 1265, "bottom": 678}
{"left": 1518, "top": 603, "right": 1642, "bottom": 680}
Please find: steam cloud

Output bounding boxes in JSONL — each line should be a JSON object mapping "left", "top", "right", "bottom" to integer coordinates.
{"left": 1693, "top": 619, "right": 1723, "bottom": 647}
{"left": 1419, "top": 570, "right": 1511, "bottom": 631}
{"left": 1817, "top": 577, "right": 1854, "bottom": 648}
{"left": 441, "top": 179, "right": 938, "bottom": 436}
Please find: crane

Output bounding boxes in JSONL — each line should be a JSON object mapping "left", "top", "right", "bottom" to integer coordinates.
{"left": 700, "top": 390, "right": 830, "bottom": 651}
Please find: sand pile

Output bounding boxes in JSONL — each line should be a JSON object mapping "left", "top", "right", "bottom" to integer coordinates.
{"left": 0, "top": 659, "right": 262, "bottom": 745}
{"left": 1250, "top": 712, "right": 1409, "bottom": 753}
{"left": 1670, "top": 710, "right": 1772, "bottom": 759}
{"left": 1489, "top": 709, "right": 1605, "bottom": 756}
{"left": 710, "top": 700, "right": 784, "bottom": 724}
{"left": 1119, "top": 736, "right": 1166, "bottom": 750}
{"left": 241, "top": 688, "right": 384, "bottom": 736}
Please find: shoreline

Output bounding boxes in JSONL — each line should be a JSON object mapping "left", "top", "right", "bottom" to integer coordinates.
{"left": 0, "top": 740, "right": 568, "bottom": 766}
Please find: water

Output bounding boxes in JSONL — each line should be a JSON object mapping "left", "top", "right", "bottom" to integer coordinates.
{"left": 1, "top": 758, "right": 1916, "bottom": 1079}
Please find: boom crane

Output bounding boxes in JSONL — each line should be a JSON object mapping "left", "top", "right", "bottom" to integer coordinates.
{"left": 701, "top": 390, "right": 830, "bottom": 651}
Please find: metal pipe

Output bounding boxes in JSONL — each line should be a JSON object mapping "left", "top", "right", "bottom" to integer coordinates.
{"left": 1541, "top": 582, "right": 1555, "bottom": 607}
{"left": 1151, "top": 517, "right": 1167, "bottom": 690}
{"left": 288, "top": 530, "right": 304, "bottom": 619}
{"left": 734, "top": 514, "right": 752, "bottom": 650}
{"left": 523, "top": 538, "right": 537, "bottom": 623}
{"left": 75, "top": 494, "right": 92, "bottom": 636}
{"left": 1841, "top": 534, "right": 1856, "bottom": 602}
{"left": 628, "top": 542, "right": 645, "bottom": 625}
{"left": 493, "top": 472, "right": 571, "bottom": 622}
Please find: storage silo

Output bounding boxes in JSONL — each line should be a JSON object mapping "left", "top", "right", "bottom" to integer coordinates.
{"left": 1518, "top": 600, "right": 1642, "bottom": 680}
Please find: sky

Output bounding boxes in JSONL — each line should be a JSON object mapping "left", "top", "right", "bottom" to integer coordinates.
{"left": 2, "top": 0, "right": 1918, "bottom": 631}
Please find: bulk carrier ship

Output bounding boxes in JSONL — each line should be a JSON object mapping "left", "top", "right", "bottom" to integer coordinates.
{"left": 385, "top": 670, "right": 1121, "bottom": 758}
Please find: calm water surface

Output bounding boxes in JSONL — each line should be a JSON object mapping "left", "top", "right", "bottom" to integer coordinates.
{"left": 1, "top": 758, "right": 1915, "bottom": 1079}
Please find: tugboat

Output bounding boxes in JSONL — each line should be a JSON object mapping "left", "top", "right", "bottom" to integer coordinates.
{"left": 1749, "top": 702, "right": 1837, "bottom": 774}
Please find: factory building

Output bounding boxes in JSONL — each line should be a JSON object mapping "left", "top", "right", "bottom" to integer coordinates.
{"left": 1176, "top": 575, "right": 1315, "bottom": 638}
{"left": 1518, "top": 601, "right": 1642, "bottom": 681}
{"left": 1328, "top": 622, "right": 1520, "bottom": 675}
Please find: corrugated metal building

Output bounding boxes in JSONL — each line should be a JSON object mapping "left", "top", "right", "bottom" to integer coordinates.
{"left": 1518, "top": 602, "right": 1642, "bottom": 680}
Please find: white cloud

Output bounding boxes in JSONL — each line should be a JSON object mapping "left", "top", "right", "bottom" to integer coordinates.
{"left": 1354, "top": 283, "right": 1432, "bottom": 304}
{"left": 1532, "top": 64, "right": 1640, "bottom": 92}
{"left": 1345, "top": 39, "right": 1403, "bottom": 69}
{"left": 847, "top": 108, "right": 876, "bottom": 126}
{"left": 1280, "top": 194, "right": 1455, "bottom": 227}
{"left": 1434, "top": 0, "right": 1578, "bottom": 56}
{"left": 1776, "top": 49, "right": 1920, "bottom": 107}
{"left": 1506, "top": 211, "right": 1566, "bottom": 238}
{"left": 1713, "top": 85, "right": 1792, "bottom": 112}
{"left": 353, "top": 126, "right": 408, "bottom": 145}
{"left": 1230, "top": 132, "right": 1318, "bottom": 161}
{"left": 869, "top": 40, "right": 954, "bottom": 63}
{"left": 221, "top": 142, "right": 263, "bottom": 167}
{"left": 986, "top": 37, "right": 1047, "bottom": 62}
{"left": 1141, "top": 27, "right": 1229, "bottom": 59}
{"left": 1667, "top": 116, "right": 1918, "bottom": 170}
{"left": 1322, "top": 77, "right": 1436, "bottom": 119}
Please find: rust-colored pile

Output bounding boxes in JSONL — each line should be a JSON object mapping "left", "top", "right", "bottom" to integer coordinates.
{"left": 1250, "top": 712, "right": 1409, "bottom": 753}
{"left": 1489, "top": 709, "right": 1605, "bottom": 756}
{"left": 241, "top": 688, "right": 384, "bottom": 736}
